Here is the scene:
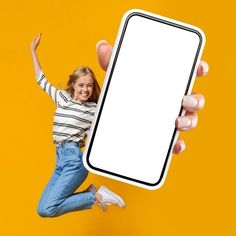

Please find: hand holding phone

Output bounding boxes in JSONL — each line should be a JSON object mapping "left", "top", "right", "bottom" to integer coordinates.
{"left": 83, "top": 9, "right": 206, "bottom": 190}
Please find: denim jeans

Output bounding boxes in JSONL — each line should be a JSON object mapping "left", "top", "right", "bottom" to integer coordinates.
{"left": 37, "top": 141, "right": 96, "bottom": 217}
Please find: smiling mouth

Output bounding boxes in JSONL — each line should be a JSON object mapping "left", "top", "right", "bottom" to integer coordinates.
{"left": 81, "top": 93, "right": 89, "bottom": 97}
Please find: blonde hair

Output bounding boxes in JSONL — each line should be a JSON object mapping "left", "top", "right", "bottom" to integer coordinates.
{"left": 65, "top": 66, "right": 101, "bottom": 103}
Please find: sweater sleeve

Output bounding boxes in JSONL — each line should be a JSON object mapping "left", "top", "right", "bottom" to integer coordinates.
{"left": 36, "top": 70, "right": 60, "bottom": 105}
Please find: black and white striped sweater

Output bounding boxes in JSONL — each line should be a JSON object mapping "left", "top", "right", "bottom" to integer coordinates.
{"left": 37, "top": 70, "right": 97, "bottom": 145}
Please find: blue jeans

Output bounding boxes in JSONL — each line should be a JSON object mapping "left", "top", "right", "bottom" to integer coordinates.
{"left": 37, "top": 141, "right": 96, "bottom": 217}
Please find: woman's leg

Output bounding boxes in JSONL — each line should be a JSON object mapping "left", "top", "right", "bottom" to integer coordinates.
{"left": 37, "top": 148, "right": 63, "bottom": 217}
{"left": 37, "top": 166, "right": 61, "bottom": 217}
{"left": 39, "top": 142, "right": 95, "bottom": 217}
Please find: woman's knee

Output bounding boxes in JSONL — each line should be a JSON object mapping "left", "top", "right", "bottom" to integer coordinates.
{"left": 37, "top": 205, "right": 59, "bottom": 218}
{"left": 37, "top": 205, "right": 47, "bottom": 217}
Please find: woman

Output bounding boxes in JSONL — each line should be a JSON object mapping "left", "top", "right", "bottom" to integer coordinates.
{"left": 31, "top": 33, "right": 125, "bottom": 217}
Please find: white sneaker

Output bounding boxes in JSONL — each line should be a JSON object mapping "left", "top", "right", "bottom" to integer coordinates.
{"left": 96, "top": 186, "right": 126, "bottom": 208}
{"left": 85, "top": 184, "right": 107, "bottom": 211}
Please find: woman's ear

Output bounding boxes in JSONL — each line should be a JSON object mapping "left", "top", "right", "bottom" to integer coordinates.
{"left": 72, "top": 82, "right": 76, "bottom": 90}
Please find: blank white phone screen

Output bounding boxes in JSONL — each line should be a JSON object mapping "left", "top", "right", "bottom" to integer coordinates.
{"left": 87, "top": 14, "right": 201, "bottom": 185}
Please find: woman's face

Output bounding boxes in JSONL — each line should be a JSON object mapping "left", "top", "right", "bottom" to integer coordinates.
{"left": 72, "top": 74, "right": 94, "bottom": 102}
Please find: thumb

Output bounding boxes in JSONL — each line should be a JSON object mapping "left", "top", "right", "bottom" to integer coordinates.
{"left": 96, "top": 40, "right": 113, "bottom": 71}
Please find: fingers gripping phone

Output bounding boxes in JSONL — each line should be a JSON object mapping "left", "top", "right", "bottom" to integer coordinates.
{"left": 83, "top": 9, "right": 205, "bottom": 190}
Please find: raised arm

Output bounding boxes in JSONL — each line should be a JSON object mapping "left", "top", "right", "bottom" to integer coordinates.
{"left": 30, "top": 33, "right": 60, "bottom": 104}
{"left": 30, "top": 33, "right": 42, "bottom": 78}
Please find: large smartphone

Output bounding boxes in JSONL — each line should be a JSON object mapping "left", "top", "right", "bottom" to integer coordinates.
{"left": 83, "top": 9, "right": 205, "bottom": 190}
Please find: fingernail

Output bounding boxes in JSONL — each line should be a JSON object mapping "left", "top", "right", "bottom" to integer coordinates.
{"left": 96, "top": 40, "right": 108, "bottom": 51}
{"left": 198, "top": 96, "right": 205, "bottom": 109}
{"left": 201, "top": 61, "right": 209, "bottom": 76}
{"left": 183, "top": 96, "right": 198, "bottom": 108}
{"left": 177, "top": 117, "right": 191, "bottom": 128}
{"left": 180, "top": 141, "right": 186, "bottom": 152}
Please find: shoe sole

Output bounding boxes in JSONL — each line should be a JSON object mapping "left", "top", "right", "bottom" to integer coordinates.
{"left": 100, "top": 186, "right": 126, "bottom": 208}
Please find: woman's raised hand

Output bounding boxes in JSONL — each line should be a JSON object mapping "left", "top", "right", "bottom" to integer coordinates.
{"left": 30, "top": 33, "right": 43, "bottom": 77}
{"left": 95, "top": 40, "right": 209, "bottom": 155}
{"left": 30, "top": 32, "right": 42, "bottom": 52}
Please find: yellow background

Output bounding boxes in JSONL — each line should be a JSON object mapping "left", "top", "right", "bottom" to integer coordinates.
{"left": 0, "top": 0, "right": 235, "bottom": 235}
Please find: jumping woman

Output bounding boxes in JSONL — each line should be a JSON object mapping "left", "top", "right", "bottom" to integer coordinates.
{"left": 30, "top": 33, "right": 125, "bottom": 217}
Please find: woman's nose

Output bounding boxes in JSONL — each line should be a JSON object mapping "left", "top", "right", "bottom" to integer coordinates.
{"left": 82, "top": 86, "right": 88, "bottom": 91}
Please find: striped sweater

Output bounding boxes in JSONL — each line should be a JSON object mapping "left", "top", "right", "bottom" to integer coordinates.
{"left": 36, "top": 70, "right": 97, "bottom": 145}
